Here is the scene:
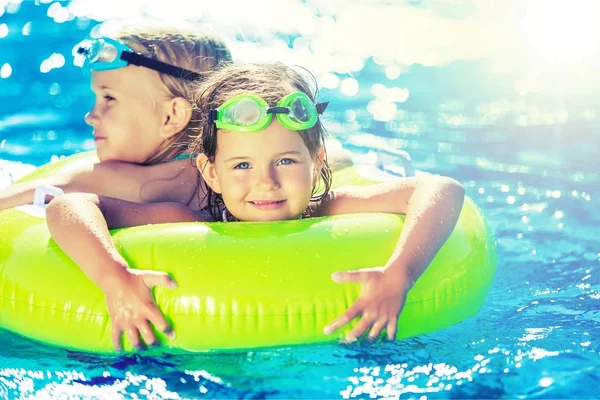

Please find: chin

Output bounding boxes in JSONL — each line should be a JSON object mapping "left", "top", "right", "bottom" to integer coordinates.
{"left": 253, "top": 213, "right": 302, "bottom": 222}
{"left": 95, "top": 151, "right": 120, "bottom": 163}
{"left": 94, "top": 149, "right": 109, "bottom": 162}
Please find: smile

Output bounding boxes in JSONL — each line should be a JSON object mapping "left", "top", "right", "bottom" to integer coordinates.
{"left": 248, "top": 200, "right": 286, "bottom": 210}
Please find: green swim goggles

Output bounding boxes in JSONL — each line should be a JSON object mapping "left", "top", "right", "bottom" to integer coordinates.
{"left": 209, "top": 92, "right": 329, "bottom": 132}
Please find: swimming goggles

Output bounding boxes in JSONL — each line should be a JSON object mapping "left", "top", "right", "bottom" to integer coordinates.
{"left": 209, "top": 92, "right": 328, "bottom": 132}
{"left": 73, "top": 36, "right": 203, "bottom": 81}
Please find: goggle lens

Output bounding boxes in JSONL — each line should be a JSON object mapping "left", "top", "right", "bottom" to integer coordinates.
{"left": 217, "top": 95, "right": 270, "bottom": 132}
{"left": 73, "top": 38, "right": 121, "bottom": 69}
{"left": 93, "top": 40, "right": 119, "bottom": 63}
{"left": 224, "top": 98, "right": 265, "bottom": 127}
{"left": 288, "top": 96, "right": 314, "bottom": 123}
{"left": 277, "top": 92, "right": 318, "bottom": 130}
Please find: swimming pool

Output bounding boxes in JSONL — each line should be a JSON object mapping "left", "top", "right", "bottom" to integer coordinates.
{"left": 1, "top": 1, "right": 599, "bottom": 398}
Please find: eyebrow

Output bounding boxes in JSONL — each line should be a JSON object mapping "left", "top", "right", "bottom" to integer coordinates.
{"left": 223, "top": 151, "right": 304, "bottom": 163}
{"left": 91, "top": 84, "right": 116, "bottom": 91}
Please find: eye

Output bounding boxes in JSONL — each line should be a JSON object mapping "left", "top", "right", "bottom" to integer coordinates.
{"left": 234, "top": 162, "right": 250, "bottom": 170}
{"left": 278, "top": 158, "right": 296, "bottom": 166}
{"left": 103, "top": 95, "right": 115, "bottom": 102}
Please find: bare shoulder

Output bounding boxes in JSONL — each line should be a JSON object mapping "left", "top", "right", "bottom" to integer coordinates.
{"left": 66, "top": 160, "right": 200, "bottom": 206}
{"left": 97, "top": 196, "right": 209, "bottom": 229}
{"left": 134, "top": 201, "right": 207, "bottom": 224}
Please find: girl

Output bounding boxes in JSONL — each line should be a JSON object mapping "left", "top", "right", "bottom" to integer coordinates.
{"left": 0, "top": 23, "right": 232, "bottom": 212}
{"left": 46, "top": 62, "right": 465, "bottom": 351}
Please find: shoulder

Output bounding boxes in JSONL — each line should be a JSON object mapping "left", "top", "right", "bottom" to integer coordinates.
{"left": 138, "top": 201, "right": 208, "bottom": 223}
{"left": 84, "top": 160, "right": 199, "bottom": 204}
{"left": 102, "top": 200, "right": 209, "bottom": 228}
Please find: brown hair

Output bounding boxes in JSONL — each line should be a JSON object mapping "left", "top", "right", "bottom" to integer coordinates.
{"left": 113, "top": 25, "right": 233, "bottom": 164}
{"left": 190, "top": 62, "right": 332, "bottom": 220}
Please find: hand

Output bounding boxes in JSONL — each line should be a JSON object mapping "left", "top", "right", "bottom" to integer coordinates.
{"left": 323, "top": 267, "right": 410, "bottom": 343}
{"left": 103, "top": 269, "right": 177, "bottom": 351}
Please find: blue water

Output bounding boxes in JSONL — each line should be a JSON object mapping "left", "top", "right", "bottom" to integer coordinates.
{"left": 1, "top": 1, "right": 599, "bottom": 398}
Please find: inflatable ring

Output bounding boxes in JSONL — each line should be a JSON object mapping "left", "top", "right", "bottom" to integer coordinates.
{"left": 0, "top": 152, "right": 496, "bottom": 353}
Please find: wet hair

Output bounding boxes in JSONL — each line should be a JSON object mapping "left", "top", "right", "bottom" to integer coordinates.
{"left": 112, "top": 25, "right": 233, "bottom": 164}
{"left": 189, "top": 62, "right": 333, "bottom": 221}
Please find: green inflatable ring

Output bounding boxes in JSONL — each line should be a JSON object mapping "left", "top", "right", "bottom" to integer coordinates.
{"left": 0, "top": 152, "right": 496, "bottom": 353}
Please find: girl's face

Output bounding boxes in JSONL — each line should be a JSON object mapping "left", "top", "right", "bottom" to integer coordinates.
{"left": 200, "top": 119, "right": 322, "bottom": 222}
{"left": 85, "top": 66, "right": 172, "bottom": 163}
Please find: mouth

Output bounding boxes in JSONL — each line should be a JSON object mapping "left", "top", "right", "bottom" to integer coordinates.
{"left": 248, "top": 200, "right": 286, "bottom": 210}
{"left": 92, "top": 130, "right": 106, "bottom": 142}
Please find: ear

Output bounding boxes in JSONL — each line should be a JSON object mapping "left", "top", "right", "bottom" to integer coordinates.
{"left": 161, "top": 97, "right": 192, "bottom": 139}
{"left": 196, "top": 153, "right": 222, "bottom": 194}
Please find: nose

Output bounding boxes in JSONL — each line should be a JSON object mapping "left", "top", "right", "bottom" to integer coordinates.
{"left": 255, "top": 165, "right": 280, "bottom": 190}
{"left": 84, "top": 107, "right": 98, "bottom": 127}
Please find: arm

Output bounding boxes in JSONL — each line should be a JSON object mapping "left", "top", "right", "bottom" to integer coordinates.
{"left": 1, "top": 179, "right": 48, "bottom": 211}
{"left": 1, "top": 159, "right": 199, "bottom": 212}
{"left": 46, "top": 193, "right": 202, "bottom": 350}
{"left": 321, "top": 175, "right": 465, "bottom": 342}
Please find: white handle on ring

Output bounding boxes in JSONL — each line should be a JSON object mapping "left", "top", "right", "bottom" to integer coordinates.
{"left": 376, "top": 148, "right": 415, "bottom": 177}
{"left": 394, "top": 149, "right": 415, "bottom": 177}
{"left": 33, "top": 184, "right": 64, "bottom": 209}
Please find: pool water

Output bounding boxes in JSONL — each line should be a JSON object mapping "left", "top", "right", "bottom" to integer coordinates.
{"left": 1, "top": 1, "right": 599, "bottom": 398}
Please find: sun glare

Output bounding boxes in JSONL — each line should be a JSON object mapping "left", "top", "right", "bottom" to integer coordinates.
{"left": 522, "top": 0, "right": 600, "bottom": 64}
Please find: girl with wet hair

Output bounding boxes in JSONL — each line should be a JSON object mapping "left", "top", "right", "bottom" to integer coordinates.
{"left": 192, "top": 62, "right": 332, "bottom": 221}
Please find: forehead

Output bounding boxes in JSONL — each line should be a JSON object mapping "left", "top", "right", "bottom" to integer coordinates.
{"left": 91, "top": 66, "right": 163, "bottom": 94}
{"left": 215, "top": 119, "right": 310, "bottom": 157}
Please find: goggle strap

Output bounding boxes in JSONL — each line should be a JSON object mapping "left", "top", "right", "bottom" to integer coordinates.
{"left": 268, "top": 102, "right": 329, "bottom": 116}
{"left": 119, "top": 51, "right": 204, "bottom": 81}
{"left": 316, "top": 102, "right": 329, "bottom": 115}
{"left": 208, "top": 109, "right": 219, "bottom": 123}
{"left": 267, "top": 106, "right": 289, "bottom": 115}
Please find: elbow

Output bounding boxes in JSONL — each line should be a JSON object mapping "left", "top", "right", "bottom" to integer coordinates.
{"left": 46, "top": 193, "right": 99, "bottom": 226}
{"left": 46, "top": 193, "right": 74, "bottom": 218}
{"left": 428, "top": 175, "right": 465, "bottom": 206}
{"left": 45, "top": 195, "right": 69, "bottom": 234}
{"left": 442, "top": 176, "right": 465, "bottom": 207}
{"left": 443, "top": 176, "right": 464, "bottom": 196}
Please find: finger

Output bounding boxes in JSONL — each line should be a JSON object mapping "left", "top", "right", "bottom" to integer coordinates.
{"left": 111, "top": 326, "right": 123, "bottom": 352}
{"left": 386, "top": 317, "right": 398, "bottom": 341}
{"left": 146, "top": 303, "right": 172, "bottom": 336}
{"left": 368, "top": 318, "right": 387, "bottom": 341}
{"left": 346, "top": 315, "right": 375, "bottom": 343}
{"left": 140, "top": 271, "right": 178, "bottom": 290}
{"left": 138, "top": 320, "right": 157, "bottom": 347}
{"left": 331, "top": 269, "right": 369, "bottom": 284}
{"left": 324, "top": 300, "right": 364, "bottom": 335}
{"left": 126, "top": 327, "right": 142, "bottom": 350}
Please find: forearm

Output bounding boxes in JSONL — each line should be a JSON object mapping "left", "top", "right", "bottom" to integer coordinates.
{"left": 385, "top": 176, "right": 465, "bottom": 285}
{"left": 0, "top": 180, "right": 45, "bottom": 211}
{"left": 1, "top": 173, "right": 80, "bottom": 211}
{"left": 46, "top": 193, "right": 129, "bottom": 291}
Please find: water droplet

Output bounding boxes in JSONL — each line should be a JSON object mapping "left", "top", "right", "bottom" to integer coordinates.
{"left": 539, "top": 377, "right": 553, "bottom": 387}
